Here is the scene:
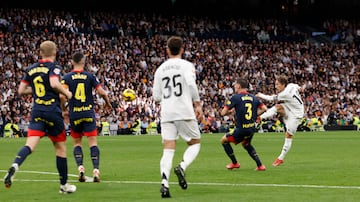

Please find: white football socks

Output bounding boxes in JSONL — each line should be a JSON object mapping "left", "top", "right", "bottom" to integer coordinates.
{"left": 260, "top": 106, "right": 277, "bottom": 120}
{"left": 180, "top": 143, "right": 200, "bottom": 171}
{"left": 278, "top": 138, "right": 292, "bottom": 160}
{"left": 160, "top": 149, "right": 174, "bottom": 187}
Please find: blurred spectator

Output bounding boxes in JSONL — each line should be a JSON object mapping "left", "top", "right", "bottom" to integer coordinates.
{"left": 118, "top": 116, "right": 132, "bottom": 135}
{"left": 0, "top": 8, "right": 359, "bottom": 135}
{"left": 140, "top": 116, "right": 149, "bottom": 135}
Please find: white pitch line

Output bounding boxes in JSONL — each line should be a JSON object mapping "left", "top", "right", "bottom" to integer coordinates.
{"left": 0, "top": 170, "right": 93, "bottom": 182}
{"left": 1, "top": 170, "right": 360, "bottom": 189}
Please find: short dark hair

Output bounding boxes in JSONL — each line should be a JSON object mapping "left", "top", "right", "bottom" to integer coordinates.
{"left": 167, "top": 36, "right": 183, "bottom": 56}
{"left": 72, "top": 52, "right": 85, "bottom": 64}
{"left": 235, "top": 78, "right": 248, "bottom": 89}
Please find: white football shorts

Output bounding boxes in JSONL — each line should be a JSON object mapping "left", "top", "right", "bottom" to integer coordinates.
{"left": 281, "top": 103, "right": 303, "bottom": 135}
{"left": 161, "top": 120, "right": 201, "bottom": 142}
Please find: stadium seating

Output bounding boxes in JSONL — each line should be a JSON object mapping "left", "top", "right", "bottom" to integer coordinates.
{"left": 0, "top": 8, "right": 359, "bottom": 136}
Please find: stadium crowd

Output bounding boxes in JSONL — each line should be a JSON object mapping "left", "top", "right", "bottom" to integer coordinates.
{"left": 0, "top": 8, "right": 359, "bottom": 137}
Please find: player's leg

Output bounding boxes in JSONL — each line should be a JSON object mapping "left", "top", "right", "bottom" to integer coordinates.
{"left": 55, "top": 141, "right": 76, "bottom": 194}
{"left": 272, "top": 133, "right": 292, "bottom": 166}
{"left": 88, "top": 134, "right": 100, "bottom": 182}
{"left": 159, "top": 122, "right": 176, "bottom": 198}
{"left": 71, "top": 128, "right": 86, "bottom": 182}
{"left": 178, "top": 138, "right": 200, "bottom": 172}
{"left": 4, "top": 124, "right": 42, "bottom": 188}
{"left": 177, "top": 120, "right": 201, "bottom": 171}
{"left": 83, "top": 119, "right": 100, "bottom": 182}
{"left": 50, "top": 115, "right": 76, "bottom": 193}
{"left": 241, "top": 137, "right": 266, "bottom": 171}
{"left": 50, "top": 128, "right": 76, "bottom": 194}
{"left": 175, "top": 120, "right": 201, "bottom": 190}
{"left": 221, "top": 132, "right": 240, "bottom": 170}
{"left": 273, "top": 112, "right": 301, "bottom": 166}
{"left": 260, "top": 104, "right": 281, "bottom": 120}
{"left": 4, "top": 115, "right": 45, "bottom": 188}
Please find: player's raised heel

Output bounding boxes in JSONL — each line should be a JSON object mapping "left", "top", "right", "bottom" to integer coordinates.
{"left": 4, "top": 166, "right": 16, "bottom": 188}
{"left": 174, "top": 165, "right": 187, "bottom": 190}
{"left": 78, "top": 165, "right": 86, "bottom": 182}
{"left": 272, "top": 159, "right": 284, "bottom": 166}
{"left": 93, "top": 168, "right": 100, "bottom": 182}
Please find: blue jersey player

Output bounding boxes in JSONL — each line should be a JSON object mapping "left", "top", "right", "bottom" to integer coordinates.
{"left": 220, "top": 78, "right": 268, "bottom": 171}
{"left": 61, "top": 51, "right": 112, "bottom": 182}
{"left": 3, "top": 40, "right": 76, "bottom": 193}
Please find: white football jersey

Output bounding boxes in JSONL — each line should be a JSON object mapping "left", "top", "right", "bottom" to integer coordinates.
{"left": 277, "top": 83, "right": 305, "bottom": 118}
{"left": 153, "top": 58, "right": 200, "bottom": 122}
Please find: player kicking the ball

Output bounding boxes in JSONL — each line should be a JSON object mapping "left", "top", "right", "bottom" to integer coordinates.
{"left": 256, "top": 75, "right": 304, "bottom": 166}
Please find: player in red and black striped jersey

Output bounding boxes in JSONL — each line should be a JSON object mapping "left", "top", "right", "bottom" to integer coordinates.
{"left": 61, "top": 51, "right": 112, "bottom": 182}
{"left": 220, "top": 77, "right": 268, "bottom": 171}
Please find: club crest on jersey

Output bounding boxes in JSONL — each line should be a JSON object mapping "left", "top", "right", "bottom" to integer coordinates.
{"left": 54, "top": 68, "right": 61, "bottom": 75}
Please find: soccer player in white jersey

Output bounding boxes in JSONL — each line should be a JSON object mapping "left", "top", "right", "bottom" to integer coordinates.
{"left": 153, "top": 36, "right": 204, "bottom": 198}
{"left": 256, "top": 75, "right": 304, "bottom": 166}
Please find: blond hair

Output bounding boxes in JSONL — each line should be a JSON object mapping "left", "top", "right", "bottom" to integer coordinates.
{"left": 40, "top": 40, "right": 57, "bottom": 58}
{"left": 277, "top": 75, "right": 289, "bottom": 86}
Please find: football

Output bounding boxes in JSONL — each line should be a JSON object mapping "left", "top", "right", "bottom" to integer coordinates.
{"left": 122, "top": 88, "right": 137, "bottom": 101}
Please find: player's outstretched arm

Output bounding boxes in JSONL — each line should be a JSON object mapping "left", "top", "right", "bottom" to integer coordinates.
{"left": 256, "top": 93, "right": 276, "bottom": 101}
